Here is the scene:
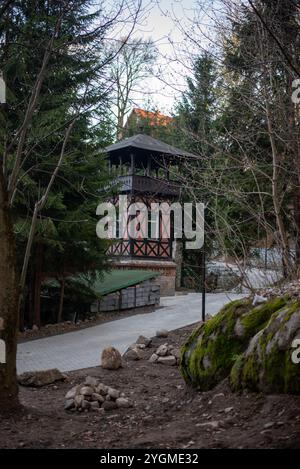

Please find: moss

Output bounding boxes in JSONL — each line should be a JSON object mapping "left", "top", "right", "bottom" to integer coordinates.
{"left": 180, "top": 295, "right": 297, "bottom": 392}
{"left": 282, "top": 300, "right": 300, "bottom": 323}
{"left": 283, "top": 350, "right": 300, "bottom": 394}
{"left": 234, "top": 302, "right": 300, "bottom": 395}
{"left": 180, "top": 298, "right": 260, "bottom": 390}
{"left": 241, "top": 297, "right": 287, "bottom": 339}
{"left": 230, "top": 354, "right": 244, "bottom": 392}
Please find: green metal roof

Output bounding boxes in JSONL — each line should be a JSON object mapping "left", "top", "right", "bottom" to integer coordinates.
{"left": 43, "top": 269, "right": 160, "bottom": 298}
{"left": 91, "top": 269, "right": 160, "bottom": 297}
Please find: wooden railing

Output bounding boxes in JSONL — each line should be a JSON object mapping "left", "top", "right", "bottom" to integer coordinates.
{"left": 112, "top": 175, "right": 180, "bottom": 196}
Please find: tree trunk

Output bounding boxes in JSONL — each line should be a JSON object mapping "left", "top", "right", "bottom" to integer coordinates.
{"left": 57, "top": 277, "right": 65, "bottom": 323}
{"left": 266, "top": 104, "right": 291, "bottom": 277}
{"left": 0, "top": 171, "right": 19, "bottom": 411}
{"left": 33, "top": 244, "right": 43, "bottom": 328}
{"left": 287, "top": 75, "right": 300, "bottom": 270}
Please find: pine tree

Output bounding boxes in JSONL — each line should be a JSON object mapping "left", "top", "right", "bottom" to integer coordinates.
{"left": 0, "top": 0, "right": 121, "bottom": 409}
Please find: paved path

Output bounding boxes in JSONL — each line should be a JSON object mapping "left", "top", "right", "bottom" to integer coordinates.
{"left": 17, "top": 292, "right": 244, "bottom": 373}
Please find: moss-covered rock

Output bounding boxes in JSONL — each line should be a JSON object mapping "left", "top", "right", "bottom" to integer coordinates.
{"left": 230, "top": 301, "right": 300, "bottom": 394}
{"left": 180, "top": 296, "right": 288, "bottom": 391}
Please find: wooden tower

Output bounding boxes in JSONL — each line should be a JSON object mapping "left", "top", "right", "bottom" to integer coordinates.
{"left": 104, "top": 134, "right": 196, "bottom": 295}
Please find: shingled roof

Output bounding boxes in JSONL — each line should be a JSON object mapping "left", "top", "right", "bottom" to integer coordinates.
{"left": 129, "top": 108, "right": 173, "bottom": 127}
{"left": 104, "top": 134, "right": 198, "bottom": 159}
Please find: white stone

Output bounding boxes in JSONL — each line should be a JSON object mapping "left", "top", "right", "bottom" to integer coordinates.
{"left": 124, "top": 347, "right": 143, "bottom": 361}
{"left": 116, "top": 397, "right": 131, "bottom": 408}
{"left": 95, "top": 383, "right": 108, "bottom": 395}
{"left": 64, "top": 399, "right": 75, "bottom": 410}
{"left": 224, "top": 407, "right": 234, "bottom": 414}
{"left": 90, "top": 401, "right": 100, "bottom": 410}
{"left": 80, "top": 386, "right": 94, "bottom": 396}
{"left": 74, "top": 394, "right": 84, "bottom": 408}
{"left": 157, "top": 356, "right": 176, "bottom": 366}
{"left": 92, "top": 393, "right": 105, "bottom": 403}
{"left": 65, "top": 385, "right": 80, "bottom": 400}
{"left": 149, "top": 353, "right": 159, "bottom": 363}
{"left": 107, "top": 387, "right": 120, "bottom": 400}
{"left": 156, "top": 344, "right": 168, "bottom": 357}
{"left": 196, "top": 421, "right": 219, "bottom": 429}
{"left": 156, "top": 329, "right": 168, "bottom": 338}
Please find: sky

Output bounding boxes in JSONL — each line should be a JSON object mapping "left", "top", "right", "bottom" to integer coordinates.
{"left": 129, "top": 0, "right": 199, "bottom": 114}
{"left": 102, "top": 0, "right": 220, "bottom": 119}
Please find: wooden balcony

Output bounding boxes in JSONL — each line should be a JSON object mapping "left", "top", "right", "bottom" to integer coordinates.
{"left": 112, "top": 175, "right": 181, "bottom": 197}
{"left": 109, "top": 238, "right": 173, "bottom": 260}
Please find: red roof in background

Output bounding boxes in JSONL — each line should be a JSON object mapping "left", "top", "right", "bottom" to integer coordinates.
{"left": 131, "top": 108, "right": 173, "bottom": 127}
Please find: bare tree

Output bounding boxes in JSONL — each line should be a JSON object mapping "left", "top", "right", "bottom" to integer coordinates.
{"left": 164, "top": 0, "right": 300, "bottom": 283}
{"left": 108, "top": 37, "right": 157, "bottom": 139}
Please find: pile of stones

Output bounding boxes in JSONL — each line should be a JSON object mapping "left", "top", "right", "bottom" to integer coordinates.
{"left": 64, "top": 376, "right": 132, "bottom": 412}
{"left": 123, "top": 335, "right": 152, "bottom": 360}
{"left": 149, "top": 343, "right": 180, "bottom": 366}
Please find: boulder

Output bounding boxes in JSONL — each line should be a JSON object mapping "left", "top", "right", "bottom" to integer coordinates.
{"left": 18, "top": 368, "right": 66, "bottom": 387}
{"left": 180, "top": 296, "right": 288, "bottom": 391}
{"left": 230, "top": 301, "right": 300, "bottom": 394}
{"left": 101, "top": 347, "right": 122, "bottom": 370}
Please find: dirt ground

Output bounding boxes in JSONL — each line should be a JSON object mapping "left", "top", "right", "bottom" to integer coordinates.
{"left": 2, "top": 323, "right": 300, "bottom": 449}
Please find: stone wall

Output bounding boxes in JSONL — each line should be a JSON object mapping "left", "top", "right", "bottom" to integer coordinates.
{"left": 110, "top": 259, "right": 177, "bottom": 296}
{"left": 92, "top": 279, "right": 160, "bottom": 313}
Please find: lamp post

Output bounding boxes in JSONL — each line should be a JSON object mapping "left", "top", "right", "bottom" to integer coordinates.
{"left": 202, "top": 235, "right": 206, "bottom": 322}
{"left": 201, "top": 204, "right": 207, "bottom": 323}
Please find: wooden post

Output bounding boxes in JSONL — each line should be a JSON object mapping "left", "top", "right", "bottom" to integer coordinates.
{"left": 119, "top": 155, "right": 122, "bottom": 175}
{"left": 130, "top": 153, "right": 135, "bottom": 175}
{"left": 147, "top": 157, "right": 151, "bottom": 176}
